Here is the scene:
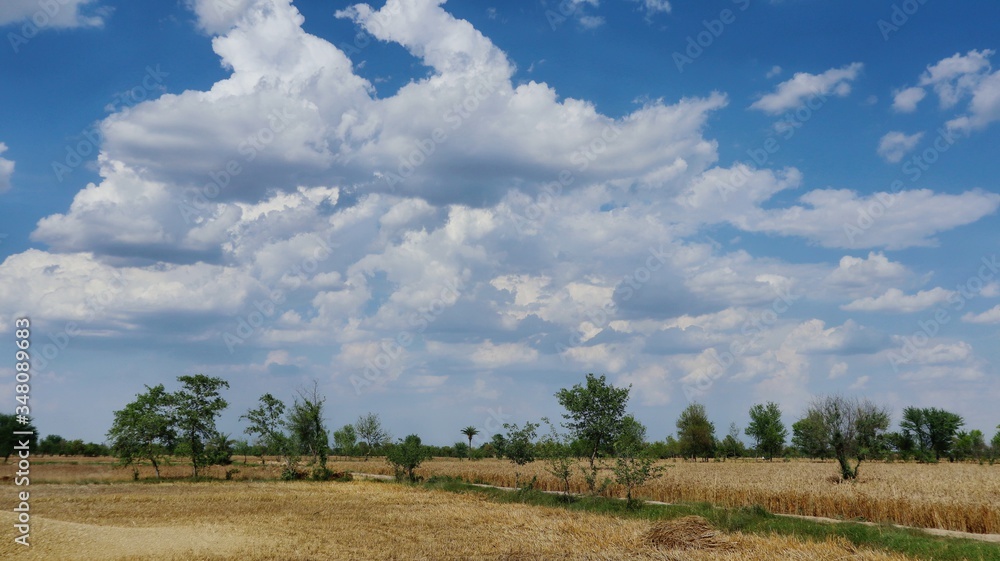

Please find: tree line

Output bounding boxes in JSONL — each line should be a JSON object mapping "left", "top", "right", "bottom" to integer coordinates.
{"left": 8, "top": 372, "right": 998, "bottom": 491}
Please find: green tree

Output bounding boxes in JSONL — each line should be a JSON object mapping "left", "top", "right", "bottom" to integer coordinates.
{"left": 805, "top": 396, "right": 890, "bottom": 480}
{"left": 385, "top": 434, "right": 430, "bottom": 482}
{"left": 992, "top": 426, "right": 1000, "bottom": 460}
{"left": 38, "top": 434, "right": 67, "bottom": 456}
{"left": 240, "top": 393, "right": 287, "bottom": 466}
{"left": 611, "top": 416, "right": 663, "bottom": 508}
{"left": 460, "top": 426, "right": 480, "bottom": 458}
{"left": 554, "top": 373, "right": 630, "bottom": 491}
{"left": 106, "top": 384, "right": 175, "bottom": 479}
{"left": 792, "top": 410, "right": 832, "bottom": 459}
{"left": 173, "top": 374, "right": 230, "bottom": 477}
{"left": 538, "top": 418, "right": 576, "bottom": 498}
{"left": 721, "top": 423, "right": 746, "bottom": 459}
{"left": 0, "top": 414, "right": 38, "bottom": 464}
{"left": 745, "top": 402, "right": 787, "bottom": 460}
{"left": 333, "top": 424, "right": 358, "bottom": 457}
{"left": 676, "top": 403, "right": 715, "bottom": 460}
{"left": 490, "top": 433, "right": 507, "bottom": 459}
{"left": 287, "top": 382, "right": 330, "bottom": 475}
{"left": 900, "top": 407, "right": 964, "bottom": 462}
{"left": 355, "top": 412, "right": 390, "bottom": 461}
{"left": 502, "top": 421, "right": 539, "bottom": 488}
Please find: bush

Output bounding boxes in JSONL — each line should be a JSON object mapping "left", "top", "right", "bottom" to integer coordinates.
{"left": 385, "top": 434, "right": 431, "bottom": 482}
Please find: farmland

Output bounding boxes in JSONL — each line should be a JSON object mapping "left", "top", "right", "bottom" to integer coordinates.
{"left": 0, "top": 476, "right": 914, "bottom": 561}
{"left": 321, "top": 457, "right": 1000, "bottom": 535}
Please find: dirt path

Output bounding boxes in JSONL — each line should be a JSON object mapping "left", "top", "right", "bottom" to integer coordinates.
{"left": 350, "top": 472, "right": 1000, "bottom": 544}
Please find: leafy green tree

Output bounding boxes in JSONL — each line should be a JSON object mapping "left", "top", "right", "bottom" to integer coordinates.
{"left": 106, "top": 384, "right": 175, "bottom": 478}
{"left": 333, "top": 424, "right": 358, "bottom": 457}
{"left": 173, "top": 374, "right": 230, "bottom": 477}
{"left": 745, "top": 402, "right": 787, "bottom": 460}
{"left": 538, "top": 418, "right": 577, "bottom": 498}
{"left": 721, "top": 423, "right": 747, "bottom": 459}
{"left": 490, "top": 433, "right": 507, "bottom": 458}
{"left": 611, "top": 416, "right": 663, "bottom": 508}
{"left": 555, "top": 373, "right": 630, "bottom": 491}
{"left": 355, "top": 412, "right": 390, "bottom": 461}
{"left": 240, "top": 393, "right": 288, "bottom": 465}
{"left": 792, "top": 410, "right": 832, "bottom": 459}
{"left": 952, "top": 430, "right": 987, "bottom": 462}
{"left": 38, "top": 434, "right": 67, "bottom": 456}
{"left": 992, "top": 426, "right": 1000, "bottom": 460}
{"left": 385, "top": 434, "right": 430, "bottom": 482}
{"left": 900, "top": 407, "right": 964, "bottom": 462}
{"left": 287, "top": 382, "right": 330, "bottom": 475}
{"left": 805, "top": 396, "right": 890, "bottom": 480}
{"left": 502, "top": 421, "right": 539, "bottom": 488}
{"left": 676, "top": 403, "right": 715, "bottom": 460}
{"left": 0, "top": 414, "right": 38, "bottom": 464}
{"left": 460, "top": 426, "right": 480, "bottom": 457}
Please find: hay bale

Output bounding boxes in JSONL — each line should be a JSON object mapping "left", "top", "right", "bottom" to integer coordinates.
{"left": 644, "top": 516, "right": 732, "bottom": 550}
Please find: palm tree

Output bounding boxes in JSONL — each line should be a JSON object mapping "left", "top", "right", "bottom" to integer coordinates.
{"left": 461, "top": 426, "right": 480, "bottom": 460}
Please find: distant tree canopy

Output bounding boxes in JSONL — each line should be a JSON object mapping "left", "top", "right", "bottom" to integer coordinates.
{"left": 802, "top": 395, "right": 890, "bottom": 480}
{"left": 745, "top": 402, "right": 787, "bottom": 460}
{"left": 676, "top": 403, "right": 715, "bottom": 460}
{"left": 0, "top": 414, "right": 38, "bottom": 464}
{"left": 900, "top": 406, "right": 964, "bottom": 462}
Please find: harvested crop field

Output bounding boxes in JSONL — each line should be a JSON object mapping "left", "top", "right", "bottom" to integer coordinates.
{"left": 0, "top": 480, "right": 914, "bottom": 560}
{"left": 324, "top": 457, "right": 1000, "bottom": 534}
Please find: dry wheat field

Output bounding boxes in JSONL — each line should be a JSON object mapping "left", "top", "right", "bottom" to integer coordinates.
{"left": 0, "top": 479, "right": 914, "bottom": 561}
{"left": 324, "top": 457, "right": 1000, "bottom": 535}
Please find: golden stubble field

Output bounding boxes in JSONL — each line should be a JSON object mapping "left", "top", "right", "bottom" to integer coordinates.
{"left": 324, "top": 457, "right": 1000, "bottom": 534}
{"left": 0, "top": 478, "right": 914, "bottom": 561}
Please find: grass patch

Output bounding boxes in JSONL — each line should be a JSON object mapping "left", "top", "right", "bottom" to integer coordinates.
{"left": 421, "top": 478, "right": 1000, "bottom": 561}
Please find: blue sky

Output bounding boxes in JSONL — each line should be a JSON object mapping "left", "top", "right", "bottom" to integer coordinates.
{"left": 2, "top": 0, "right": 1000, "bottom": 446}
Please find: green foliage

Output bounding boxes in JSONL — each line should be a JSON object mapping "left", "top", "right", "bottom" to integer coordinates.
{"left": 792, "top": 410, "right": 832, "bottom": 459}
{"left": 385, "top": 434, "right": 431, "bottom": 482}
{"left": 355, "top": 412, "right": 390, "bottom": 460}
{"left": 721, "top": 423, "right": 748, "bottom": 459}
{"left": 489, "top": 433, "right": 507, "bottom": 458}
{"left": 173, "top": 374, "right": 230, "bottom": 477}
{"left": 900, "top": 407, "right": 964, "bottom": 462}
{"left": 745, "top": 402, "right": 787, "bottom": 460}
{"left": 502, "top": 421, "right": 539, "bottom": 488}
{"left": 555, "top": 373, "right": 630, "bottom": 465}
{"left": 804, "top": 396, "right": 890, "bottom": 480}
{"left": 538, "top": 418, "right": 577, "bottom": 497}
{"left": 240, "top": 393, "right": 287, "bottom": 465}
{"left": 332, "top": 424, "right": 358, "bottom": 456}
{"left": 452, "top": 441, "right": 469, "bottom": 459}
{"left": 676, "top": 403, "right": 715, "bottom": 460}
{"left": 105, "top": 384, "right": 174, "bottom": 478}
{"left": 0, "top": 414, "right": 38, "bottom": 463}
{"left": 611, "top": 416, "right": 663, "bottom": 507}
{"left": 287, "top": 382, "right": 330, "bottom": 469}
{"left": 460, "top": 425, "right": 480, "bottom": 453}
